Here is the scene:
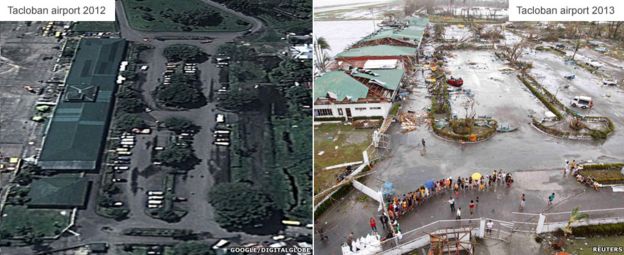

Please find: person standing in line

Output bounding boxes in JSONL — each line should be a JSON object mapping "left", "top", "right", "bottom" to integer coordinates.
{"left": 379, "top": 214, "right": 388, "bottom": 230}
{"left": 449, "top": 197, "right": 455, "bottom": 212}
{"left": 548, "top": 192, "right": 555, "bottom": 205}
{"left": 347, "top": 232, "right": 354, "bottom": 252}
{"left": 456, "top": 207, "right": 462, "bottom": 219}
{"left": 520, "top": 193, "right": 526, "bottom": 210}
{"left": 369, "top": 217, "right": 377, "bottom": 233}
{"left": 469, "top": 200, "right": 476, "bottom": 215}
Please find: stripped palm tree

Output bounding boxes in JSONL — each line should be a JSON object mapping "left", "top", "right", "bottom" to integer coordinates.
{"left": 314, "top": 36, "right": 331, "bottom": 73}
{"left": 563, "top": 207, "right": 589, "bottom": 237}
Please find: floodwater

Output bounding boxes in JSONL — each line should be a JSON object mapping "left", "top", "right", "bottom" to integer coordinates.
{"left": 374, "top": 50, "right": 624, "bottom": 191}
{"left": 314, "top": 20, "right": 381, "bottom": 57}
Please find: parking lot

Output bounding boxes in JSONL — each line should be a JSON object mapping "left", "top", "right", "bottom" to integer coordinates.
{"left": 0, "top": 22, "right": 65, "bottom": 159}
{"left": 522, "top": 50, "right": 624, "bottom": 123}
{"left": 445, "top": 50, "right": 547, "bottom": 124}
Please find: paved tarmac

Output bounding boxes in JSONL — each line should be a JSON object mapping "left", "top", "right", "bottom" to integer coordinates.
{"left": 315, "top": 169, "right": 624, "bottom": 254}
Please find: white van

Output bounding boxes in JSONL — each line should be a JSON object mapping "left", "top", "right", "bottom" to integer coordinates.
{"left": 216, "top": 114, "right": 225, "bottom": 123}
{"left": 571, "top": 96, "right": 593, "bottom": 109}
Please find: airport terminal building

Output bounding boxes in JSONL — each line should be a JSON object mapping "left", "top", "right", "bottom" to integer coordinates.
{"left": 38, "top": 38, "right": 127, "bottom": 172}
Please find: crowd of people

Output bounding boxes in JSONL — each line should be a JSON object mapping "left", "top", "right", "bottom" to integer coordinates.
{"left": 383, "top": 170, "right": 514, "bottom": 224}
{"left": 342, "top": 160, "right": 608, "bottom": 252}
{"left": 565, "top": 159, "right": 600, "bottom": 191}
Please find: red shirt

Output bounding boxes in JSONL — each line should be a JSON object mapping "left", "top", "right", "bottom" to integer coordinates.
{"left": 369, "top": 218, "right": 376, "bottom": 227}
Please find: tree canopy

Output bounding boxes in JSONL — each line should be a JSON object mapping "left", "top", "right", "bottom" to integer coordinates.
{"left": 154, "top": 76, "right": 206, "bottom": 109}
{"left": 164, "top": 117, "right": 198, "bottom": 134}
{"left": 115, "top": 113, "right": 146, "bottom": 132}
{"left": 154, "top": 145, "right": 199, "bottom": 170}
{"left": 217, "top": 89, "right": 258, "bottom": 111}
{"left": 163, "top": 44, "right": 208, "bottom": 63}
{"left": 162, "top": 8, "right": 224, "bottom": 27}
{"left": 208, "top": 182, "right": 275, "bottom": 231}
{"left": 172, "top": 241, "right": 215, "bottom": 255}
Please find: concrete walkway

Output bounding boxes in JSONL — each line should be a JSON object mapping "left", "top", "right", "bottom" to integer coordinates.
{"left": 314, "top": 169, "right": 623, "bottom": 254}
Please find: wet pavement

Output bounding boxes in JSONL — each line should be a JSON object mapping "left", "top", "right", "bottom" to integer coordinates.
{"left": 315, "top": 49, "right": 624, "bottom": 254}
{"left": 315, "top": 169, "right": 624, "bottom": 254}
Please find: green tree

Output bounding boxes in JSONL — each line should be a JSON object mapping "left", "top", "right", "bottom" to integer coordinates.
{"left": 158, "top": 209, "right": 182, "bottom": 223}
{"left": 563, "top": 207, "right": 589, "bottom": 236}
{"left": 217, "top": 89, "right": 258, "bottom": 111}
{"left": 155, "top": 81, "right": 206, "bottom": 109}
{"left": 208, "top": 182, "right": 275, "bottom": 231}
{"left": 163, "top": 44, "right": 208, "bottom": 63}
{"left": 155, "top": 145, "right": 199, "bottom": 170}
{"left": 115, "top": 113, "right": 146, "bottom": 132}
{"left": 164, "top": 117, "right": 198, "bottom": 134}
{"left": 109, "top": 208, "right": 130, "bottom": 221}
{"left": 117, "top": 97, "right": 146, "bottom": 113}
{"left": 172, "top": 241, "right": 215, "bottom": 255}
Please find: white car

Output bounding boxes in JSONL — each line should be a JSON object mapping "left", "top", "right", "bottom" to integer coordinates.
{"left": 571, "top": 96, "right": 593, "bottom": 109}
{"left": 603, "top": 79, "right": 618, "bottom": 86}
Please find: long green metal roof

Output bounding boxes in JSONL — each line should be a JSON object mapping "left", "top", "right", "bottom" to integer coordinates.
{"left": 336, "top": 45, "right": 416, "bottom": 58}
{"left": 314, "top": 71, "right": 369, "bottom": 101}
{"left": 360, "top": 17, "right": 429, "bottom": 43}
{"left": 38, "top": 38, "right": 126, "bottom": 171}
{"left": 352, "top": 69, "right": 404, "bottom": 91}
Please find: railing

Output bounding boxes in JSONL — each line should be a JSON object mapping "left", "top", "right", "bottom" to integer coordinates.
{"left": 374, "top": 208, "right": 624, "bottom": 254}
{"left": 379, "top": 219, "right": 481, "bottom": 254}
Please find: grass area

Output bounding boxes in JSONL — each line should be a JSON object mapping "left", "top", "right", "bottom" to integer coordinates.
{"left": 121, "top": 0, "right": 250, "bottom": 32}
{"left": 72, "top": 21, "right": 118, "bottom": 32}
{"left": 566, "top": 236, "right": 624, "bottom": 255}
{"left": 579, "top": 169, "right": 624, "bottom": 184}
{"left": 0, "top": 205, "right": 71, "bottom": 237}
{"left": 313, "top": 123, "right": 372, "bottom": 193}
{"left": 263, "top": 116, "right": 312, "bottom": 221}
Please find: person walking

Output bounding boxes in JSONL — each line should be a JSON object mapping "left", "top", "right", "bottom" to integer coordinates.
{"left": 369, "top": 217, "right": 377, "bottom": 233}
{"left": 456, "top": 207, "right": 462, "bottom": 220}
{"left": 564, "top": 160, "right": 570, "bottom": 176}
{"left": 520, "top": 194, "right": 526, "bottom": 210}
{"left": 347, "top": 232, "right": 354, "bottom": 252}
{"left": 421, "top": 138, "right": 426, "bottom": 147}
{"left": 469, "top": 200, "right": 476, "bottom": 215}
{"left": 449, "top": 197, "right": 456, "bottom": 212}
{"left": 548, "top": 192, "right": 555, "bottom": 205}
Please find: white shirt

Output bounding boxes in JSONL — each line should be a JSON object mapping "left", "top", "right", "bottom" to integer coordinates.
{"left": 487, "top": 221, "right": 494, "bottom": 229}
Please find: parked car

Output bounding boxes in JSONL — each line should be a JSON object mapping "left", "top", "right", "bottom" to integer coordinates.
{"left": 603, "top": 79, "right": 618, "bottom": 86}
{"left": 571, "top": 96, "right": 593, "bottom": 109}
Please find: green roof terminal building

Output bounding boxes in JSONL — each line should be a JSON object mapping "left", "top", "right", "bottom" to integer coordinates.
{"left": 38, "top": 38, "right": 126, "bottom": 172}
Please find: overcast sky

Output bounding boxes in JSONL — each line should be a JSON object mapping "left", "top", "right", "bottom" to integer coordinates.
{"left": 314, "top": 0, "right": 393, "bottom": 9}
